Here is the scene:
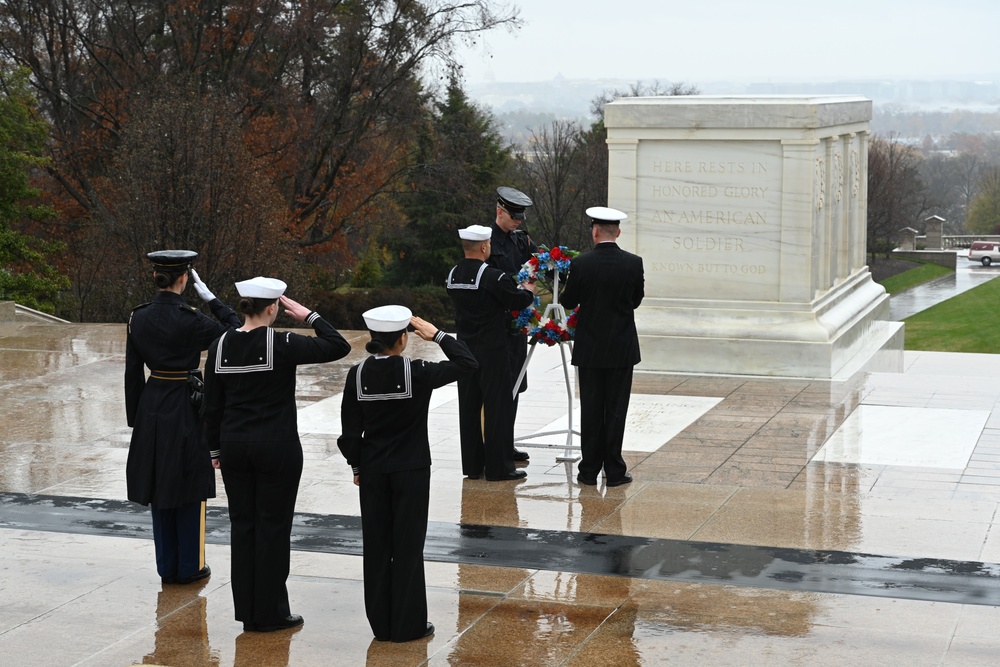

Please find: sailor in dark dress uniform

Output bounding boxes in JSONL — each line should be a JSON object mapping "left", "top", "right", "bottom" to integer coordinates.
{"left": 561, "top": 207, "right": 644, "bottom": 488}
{"left": 202, "top": 277, "right": 351, "bottom": 632}
{"left": 338, "top": 306, "right": 478, "bottom": 642}
{"left": 487, "top": 186, "right": 538, "bottom": 463}
{"left": 125, "top": 249, "right": 240, "bottom": 585}
{"left": 446, "top": 225, "right": 535, "bottom": 481}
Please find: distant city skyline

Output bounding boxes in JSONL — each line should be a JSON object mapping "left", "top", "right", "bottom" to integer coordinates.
{"left": 454, "top": 0, "right": 999, "bottom": 86}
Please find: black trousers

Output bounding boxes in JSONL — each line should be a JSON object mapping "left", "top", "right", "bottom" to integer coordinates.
{"left": 577, "top": 365, "right": 633, "bottom": 481}
{"left": 220, "top": 439, "right": 303, "bottom": 626}
{"left": 150, "top": 500, "right": 205, "bottom": 579}
{"left": 360, "top": 467, "right": 431, "bottom": 641}
{"left": 457, "top": 347, "right": 516, "bottom": 478}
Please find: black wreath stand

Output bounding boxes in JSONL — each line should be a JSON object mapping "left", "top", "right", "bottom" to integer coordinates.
{"left": 511, "top": 269, "right": 580, "bottom": 462}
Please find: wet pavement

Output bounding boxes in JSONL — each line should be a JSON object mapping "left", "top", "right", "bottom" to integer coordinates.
{"left": 889, "top": 250, "right": 1000, "bottom": 320}
{"left": 7, "top": 491, "right": 1000, "bottom": 608}
{"left": 4, "top": 310, "right": 1000, "bottom": 665}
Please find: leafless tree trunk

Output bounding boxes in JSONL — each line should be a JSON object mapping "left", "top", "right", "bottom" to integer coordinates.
{"left": 515, "top": 120, "right": 590, "bottom": 249}
{"left": 867, "top": 134, "right": 928, "bottom": 258}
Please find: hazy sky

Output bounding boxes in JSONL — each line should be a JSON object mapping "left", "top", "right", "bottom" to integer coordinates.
{"left": 454, "top": 0, "right": 1000, "bottom": 84}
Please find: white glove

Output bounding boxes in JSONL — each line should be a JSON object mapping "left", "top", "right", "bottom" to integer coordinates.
{"left": 189, "top": 269, "right": 216, "bottom": 302}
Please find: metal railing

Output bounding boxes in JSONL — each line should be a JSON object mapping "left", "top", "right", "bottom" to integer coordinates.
{"left": 12, "top": 303, "right": 70, "bottom": 324}
{"left": 942, "top": 235, "right": 1000, "bottom": 249}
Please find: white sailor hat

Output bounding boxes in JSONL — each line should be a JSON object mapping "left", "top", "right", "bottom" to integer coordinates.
{"left": 235, "top": 276, "right": 287, "bottom": 299}
{"left": 586, "top": 206, "right": 628, "bottom": 224}
{"left": 458, "top": 225, "right": 492, "bottom": 241}
{"left": 363, "top": 305, "right": 412, "bottom": 332}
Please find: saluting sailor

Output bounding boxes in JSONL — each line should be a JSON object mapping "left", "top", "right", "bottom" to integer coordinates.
{"left": 487, "top": 186, "right": 539, "bottom": 464}
{"left": 446, "top": 225, "right": 535, "bottom": 481}
{"left": 338, "top": 305, "right": 478, "bottom": 643}
{"left": 202, "top": 277, "right": 351, "bottom": 632}
{"left": 125, "top": 249, "right": 240, "bottom": 585}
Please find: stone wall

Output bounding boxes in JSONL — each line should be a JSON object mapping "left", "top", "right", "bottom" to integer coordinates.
{"left": 891, "top": 250, "right": 957, "bottom": 269}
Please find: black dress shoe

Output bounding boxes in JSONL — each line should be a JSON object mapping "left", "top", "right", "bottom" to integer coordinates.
{"left": 254, "top": 614, "right": 304, "bottom": 632}
{"left": 606, "top": 473, "right": 633, "bottom": 487}
{"left": 513, "top": 448, "right": 530, "bottom": 462}
{"left": 465, "top": 473, "right": 481, "bottom": 480}
{"left": 485, "top": 470, "right": 527, "bottom": 481}
{"left": 576, "top": 474, "right": 597, "bottom": 485}
{"left": 172, "top": 565, "right": 211, "bottom": 585}
{"left": 392, "top": 622, "right": 435, "bottom": 643}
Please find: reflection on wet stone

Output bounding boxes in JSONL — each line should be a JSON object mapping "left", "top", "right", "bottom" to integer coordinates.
{"left": 7, "top": 313, "right": 1000, "bottom": 664}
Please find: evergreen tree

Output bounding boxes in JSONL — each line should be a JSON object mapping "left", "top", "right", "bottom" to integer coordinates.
{"left": 389, "top": 73, "right": 511, "bottom": 286}
{"left": 0, "top": 65, "right": 68, "bottom": 313}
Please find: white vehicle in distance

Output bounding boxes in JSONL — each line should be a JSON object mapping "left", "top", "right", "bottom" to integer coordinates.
{"left": 968, "top": 241, "right": 1000, "bottom": 266}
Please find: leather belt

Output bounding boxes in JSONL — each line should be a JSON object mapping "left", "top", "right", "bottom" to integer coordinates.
{"left": 149, "top": 369, "right": 189, "bottom": 381}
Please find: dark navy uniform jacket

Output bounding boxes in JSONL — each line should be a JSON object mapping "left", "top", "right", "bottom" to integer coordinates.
{"left": 337, "top": 332, "right": 478, "bottom": 474}
{"left": 488, "top": 223, "right": 538, "bottom": 276}
{"left": 125, "top": 291, "right": 240, "bottom": 507}
{"left": 202, "top": 313, "right": 351, "bottom": 449}
{"left": 446, "top": 258, "right": 534, "bottom": 352}
{"left": 561, "top": 242, "right": 644, "bottom": 369}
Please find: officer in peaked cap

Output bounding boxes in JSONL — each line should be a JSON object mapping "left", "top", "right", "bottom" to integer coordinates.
{"left": 487, "top": 187, "right": 539, "bottom": 463}
{"left": 125, "top": 249, "right": 241, "bottom": 586}
{"left": 560, "top": 206, "right": 644, "bottom": 489}
{"left": 447, "top": 225, "right": 535, "bottom": 481}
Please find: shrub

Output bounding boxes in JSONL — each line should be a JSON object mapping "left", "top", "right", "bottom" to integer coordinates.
{"left": 310, "top": 285, "right": 455, "bottom": 330}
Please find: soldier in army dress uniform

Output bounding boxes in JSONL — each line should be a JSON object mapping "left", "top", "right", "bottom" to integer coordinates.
{"left": 487, "top": 186, "right": 539, "bottom": 463}
{"left": 125, "top": 250, "right": 240, "bottom": 585}
{"left": 447, "top": 225, "right": 535, "bottom": 481}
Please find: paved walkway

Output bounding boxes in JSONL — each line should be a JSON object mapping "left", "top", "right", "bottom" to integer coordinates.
{"left": 3, "top": 292, "right": 1000, "bottom": 664}
{"left": 890, "top": 250, "right": 1000, "bottom": 320}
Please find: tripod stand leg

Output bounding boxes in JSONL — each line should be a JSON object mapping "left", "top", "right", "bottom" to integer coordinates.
{"left": 512, "top": 343, "right": 536, "bottom": 401}
{"left": 555, "top": 342, "right": 580, "bottom": 463}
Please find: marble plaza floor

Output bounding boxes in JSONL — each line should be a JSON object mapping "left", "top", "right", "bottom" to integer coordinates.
{"left": 4, "top": 319, "right": 1000, "bottom": 666}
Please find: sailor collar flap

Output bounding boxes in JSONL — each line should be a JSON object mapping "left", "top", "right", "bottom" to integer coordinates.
{"left": 446, "top": 262, "right": 489, "bottom": 290}
{"left": 355, "top": 356, "right": 412, "bottom": 401}
{"left": 213, "top": 328, "right": 275, "bottom": 374}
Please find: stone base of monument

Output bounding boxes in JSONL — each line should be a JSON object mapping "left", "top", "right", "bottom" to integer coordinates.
{"left": 636, "top": 269, "right": 904, "bottom": 379}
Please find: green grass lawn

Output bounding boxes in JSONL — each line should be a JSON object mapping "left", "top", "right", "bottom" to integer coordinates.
{"left": 903, "top": 277, "right": 1000, "bottom": 352}
{"left": 879, "top": 262, "right": 952, "bottom": 294}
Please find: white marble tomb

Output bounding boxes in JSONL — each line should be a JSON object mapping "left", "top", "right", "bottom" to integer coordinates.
{"left": 604, "top": 95, "right": 904, "bottom": 378}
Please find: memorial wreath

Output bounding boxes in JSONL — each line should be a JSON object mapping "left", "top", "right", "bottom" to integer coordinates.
{"left": 512, "top": 245, "right": 580, "bottom": 346}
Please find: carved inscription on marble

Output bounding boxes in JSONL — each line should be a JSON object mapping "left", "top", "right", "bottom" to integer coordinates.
{"left": 637, "top": 141, "right": 782, "bottom": 299}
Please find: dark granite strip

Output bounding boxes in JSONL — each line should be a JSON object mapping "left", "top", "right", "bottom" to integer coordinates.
{"left": 3, "top": 491, "right": 1000, "bottom": 606}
